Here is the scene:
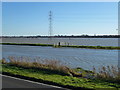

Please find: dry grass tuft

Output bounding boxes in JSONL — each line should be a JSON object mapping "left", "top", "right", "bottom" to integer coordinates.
{"left": 93, "top": 65, "right": 120, "bottom": 83}
{"left": 2, "top": 56, "right": 81, "bottom": 77}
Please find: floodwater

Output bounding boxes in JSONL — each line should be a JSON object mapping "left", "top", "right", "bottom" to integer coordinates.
{"left": 1, "top": 38, "right": 118, "bottom": 46}
{"left": 2, "top": 45, "right": 118, "bottom": 71}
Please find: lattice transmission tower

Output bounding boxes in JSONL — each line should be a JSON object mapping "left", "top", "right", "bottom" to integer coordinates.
{"left": 48, "top": 11, "right": 53, "bottom": 37}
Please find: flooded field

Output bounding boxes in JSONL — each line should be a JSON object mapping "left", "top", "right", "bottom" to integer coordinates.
{"left": 1, "top": 38, "right": 118, "bottom": 46}
{"left": 2, "top": 45, "right": 118, "bottom": 71}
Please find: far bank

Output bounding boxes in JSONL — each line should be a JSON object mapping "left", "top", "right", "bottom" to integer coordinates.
{"left": 1, "top": 43, "right": 120, "bottom": 50}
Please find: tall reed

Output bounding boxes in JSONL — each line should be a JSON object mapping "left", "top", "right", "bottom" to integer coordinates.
{"left": 93, "top": 65, "right": 120, "bottom": 83}
{"left": 2, "top": 56, "right": 81, "bottom": 77}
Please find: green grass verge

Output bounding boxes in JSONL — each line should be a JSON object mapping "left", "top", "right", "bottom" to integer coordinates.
{"left": 1, "top": 43, "right": 120, "bottom": 50}
{"left": 2, "top": 64, "right": 120, "bottom": 89}
{"left": 1, "top": 43, "right": 53, "bottom": 46}
{"left": 61, "top": 45, "right": 120, "bottom": 50}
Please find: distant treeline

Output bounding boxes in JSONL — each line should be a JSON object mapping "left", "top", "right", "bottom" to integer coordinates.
{"left": 1, "top": 35, "right": 120, "bottom": 38}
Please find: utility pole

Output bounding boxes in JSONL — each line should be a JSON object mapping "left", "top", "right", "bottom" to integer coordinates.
{"left": 49, "top": 11, "right": 53, "bottom": 38}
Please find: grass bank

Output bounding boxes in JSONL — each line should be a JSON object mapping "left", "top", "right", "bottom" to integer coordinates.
{"left": 1, "top": 43, "right": 120, "bottom": 50}
{"left": 1, "top": 43, "right": 53, "bottom": 47}
{"left": 1, "top": 57, "right": 120, "bottom": 89}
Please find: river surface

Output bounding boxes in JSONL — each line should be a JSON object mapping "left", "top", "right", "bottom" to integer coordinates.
{"left": 2, "top": 45, "right": 118, "bottom": 71}
{"left": 1, "top": 38, "right": 118, "bottom": 46}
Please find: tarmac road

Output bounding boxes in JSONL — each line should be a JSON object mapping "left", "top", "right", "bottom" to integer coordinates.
{"left": 1, "top": 74, "right": 66, "bottom": 90}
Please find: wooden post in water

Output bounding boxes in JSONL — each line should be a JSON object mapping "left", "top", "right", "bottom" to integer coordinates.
{"left": 58, "top": 42, "right": 60, "bottom": 46}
